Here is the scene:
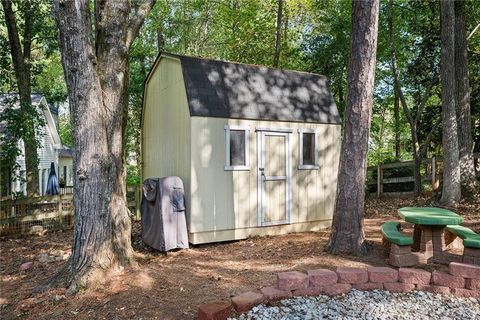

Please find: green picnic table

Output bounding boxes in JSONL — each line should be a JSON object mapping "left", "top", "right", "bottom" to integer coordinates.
{"left": 397, "top": 207, "right": 463, "bottom": 263}
{"left": 398, "top": 207, "right": 464, "bottom": 225}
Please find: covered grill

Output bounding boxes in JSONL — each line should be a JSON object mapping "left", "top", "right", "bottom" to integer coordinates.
{"left": 141, "top": 176, "right": 189, "bottom": 252}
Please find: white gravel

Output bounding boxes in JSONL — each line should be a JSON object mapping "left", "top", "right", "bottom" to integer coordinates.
{"left": 230, "top": 289, "right": 480, "bottom": 320}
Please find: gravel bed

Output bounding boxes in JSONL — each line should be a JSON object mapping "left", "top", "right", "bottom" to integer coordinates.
{"left": 230, "top": 289, "right": 480, "bottom": 320}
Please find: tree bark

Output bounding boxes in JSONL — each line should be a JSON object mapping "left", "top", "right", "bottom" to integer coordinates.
{"left": 1, "top": 0, "right": 40, "bottom": 196}
{"left": 326, "top": 0, "right": 379, "bottom": 256}
{"left": 273, "top": 0, "right": 283, "bottom": 67}
{"left": 440, "top": 0, "right": 461, "bottom": 205}
{"left": 454, "top": 0, "right": 477, "bottom": 196}
{"left": 53, "top": 0, "right": 155, "bottom": 290}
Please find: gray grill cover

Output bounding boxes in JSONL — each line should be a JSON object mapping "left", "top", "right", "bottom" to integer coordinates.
{"left": 141, "top": 176, "right": 189, "bottom": 251}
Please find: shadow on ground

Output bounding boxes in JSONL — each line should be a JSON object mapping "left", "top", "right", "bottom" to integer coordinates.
{"left": 0, "top": 196, "right": 478, "bottom": 319}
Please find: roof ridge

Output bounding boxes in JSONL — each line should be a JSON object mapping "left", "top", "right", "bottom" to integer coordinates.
{"left": 161, "top": 52, "right": 326, "bottom": 78}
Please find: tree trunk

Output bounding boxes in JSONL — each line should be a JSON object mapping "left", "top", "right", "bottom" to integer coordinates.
{"left": 413, "top": 152, "right": 422, "bottom": 195}
{"left": 388, "top": 0, "right": 440, "bottom": 196}
{"left": 1, "top": 0, "right": 40, "bottom": 197}
{"left": 440, "top": 0, "right": 461, "bottom": 205}
{"left": 326, "top": 0, "right": 379, "bottom": 256}
{"left": 273, "top": 0, "right": 283, "bottom": 67}
{"left": 157, "top": 31, "right": 164, "bottom": 52}
{"left": 454, "top": 0, "right": 477, "bottom": 196}
{"left": 394, "top": 89, "right": 401, "bottom": 159}
{"left": 53, "top": 0, "right": 154, "bottom": 290}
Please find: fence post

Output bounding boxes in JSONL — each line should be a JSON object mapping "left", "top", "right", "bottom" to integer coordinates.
{"left": 431, "top": 156, "right": 437, "bottom": 191}
{"left": 57, "top": 194, "right": 64, "bottom": 230}
{"left": 135, "top": 186, "right": 141, "bottom": 221}
{"left": 377, "top": 165, "right": 383, "bottom": 197}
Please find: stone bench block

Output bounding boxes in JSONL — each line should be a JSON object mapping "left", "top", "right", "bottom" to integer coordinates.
{"left": 353, "top": 282, "right": 383, "bottom": 291}
{"left": 260, "top": 287, "right": 291, "bottom": 302}
{"left": 277, "top": 271, "right": 308, "bottom": 291}
{"left": 368, "top": 267, "right": 398, "bottom": 283}
{"left": 231, "top": 291, "right": 264, "bottom": 313}
{"left": 336, "top": 267, "right": 368, "bottom": 284}
{"left": 432, "top": 270, "right": 465, "bottom": 288}
{"left": 307, "top": 269, "right": 338, "bottom": 287}
{"left": 322, "top": 283, "right": 352, "bottom": 296}
{"left": 465, "top": 278, "right": 480, "bottom": 291}
{"left": 398, "top": 268, "right": 431, "bottom": 285}
{"left": 198, "top": 303, "right": 232, "bottom": 320}
{"left": 415, "top": 284, "right": 451, "bottom": 295}
{"left": 384, "top": 282, "right": 415, "bottom": 293}
{"left": 450, "top": 288, "right": 480, "bottom": 298}
{"left": 292, "top": 286, "right": 323, "bottom": 297}
{"left": 449, "top": 262, "right": 480, "bottom": 280}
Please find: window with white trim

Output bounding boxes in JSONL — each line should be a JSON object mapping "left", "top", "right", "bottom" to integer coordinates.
{"left": 298, "top": 129, "right": 319, "bottom": 169}
{"left": 224, "top": 125, "right": 250, "bottom": 170}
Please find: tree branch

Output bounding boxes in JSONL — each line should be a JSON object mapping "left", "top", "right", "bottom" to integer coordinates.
{"left": 125, "top": 0, "right": 156, "bottom": 49}
{"left": 467, "top": 23, "right": 480, "bottom": 40}
{"left": 419, "top": 119, "right": 441, "bottom": 157}
{"left": 23, "top": 1, "right": 34, "bottom": 82}
{"left": 414, "top": 76, "right": 438, "bottom": 127}
{"left": 1, "top": 0, "right": 25, "bottom": 73}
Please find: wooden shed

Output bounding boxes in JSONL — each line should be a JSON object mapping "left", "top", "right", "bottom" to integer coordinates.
{"left": 141, "top": 53, "right": 341, "bottom": 244}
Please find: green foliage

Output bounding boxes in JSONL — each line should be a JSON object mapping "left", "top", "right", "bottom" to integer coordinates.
{"left": 1, "top": 0, "right": 65, "bottom": 183}
{"left": 126, "top": 164, "right": 140, "bottom": 187}
{"left": 58, "top": 113, "right": 73, "bottom": 147}
{"left": 33, "top": 53, "right": 67, "bottom": 106}
{"left": 0, "top": 96, "right": 45, "bottom": 181}
{"left": 300, "top": 0, "right": 351, "bottom": 115}
{"left": 3, "top": 0, "right": 478, "bottom": 189}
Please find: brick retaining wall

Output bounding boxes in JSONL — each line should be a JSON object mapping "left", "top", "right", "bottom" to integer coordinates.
{"left": 198, "top": 262, "right": 480, "bottom": 320}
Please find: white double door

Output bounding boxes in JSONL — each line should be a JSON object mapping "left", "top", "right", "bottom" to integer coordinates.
{"left": 257, "top": 130, "right": 291, "bottom": 226}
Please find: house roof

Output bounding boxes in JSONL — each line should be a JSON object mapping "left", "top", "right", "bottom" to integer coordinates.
{"left": 148, "top": 53, "right": 341, "bottom": 124}
{"left": 0, "top": 93, "right": 62, "bottom": 148}
{"left": 58, "top": 145, "right": 73, "bottom": 158}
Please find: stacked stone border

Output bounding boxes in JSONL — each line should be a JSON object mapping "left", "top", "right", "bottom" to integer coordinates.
{"left": 198, "top": 262, "right": 480, "bottom": 320}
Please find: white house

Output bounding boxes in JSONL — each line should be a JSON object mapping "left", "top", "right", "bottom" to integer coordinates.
{"left": 0, "top": 94, "right": 74, "bottom": 197}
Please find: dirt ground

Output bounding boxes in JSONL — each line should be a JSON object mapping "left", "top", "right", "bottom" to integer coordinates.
{"left": 1, "top": 196, "right": 479, "bottom": 320}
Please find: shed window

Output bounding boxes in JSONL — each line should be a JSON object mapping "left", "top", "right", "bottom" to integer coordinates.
{"left": 225, "top": 125, "right": 250, "bottom": 170}
{"left": 298, "top": 129, "right": 319, "bottom": 170}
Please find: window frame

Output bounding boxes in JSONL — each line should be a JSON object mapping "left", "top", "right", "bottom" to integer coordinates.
{"left": 224, "top": 124, "right": 250, "bottom": 171}
{"left": 298, "top": 128, "right": 319, "bottom": 170}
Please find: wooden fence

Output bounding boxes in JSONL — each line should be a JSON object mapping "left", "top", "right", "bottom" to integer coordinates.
{"left": 367, "top": 153, "right": 479, "bottom": 197}
{"left": 0, "top": 194, "right": 74, "bottom": 237}
{"left": 59, "top": 186, "right": 74, "bottom": 195}
{"left": 0, "top": 186, "right": 142, "bottom": 237}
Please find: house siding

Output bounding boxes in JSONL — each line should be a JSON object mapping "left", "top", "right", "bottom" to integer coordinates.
{"left": 59, "top": 157, "right": 74, "bottom": 186}
{"left": 141, "top": 56, "right": 191, "bottom": 212}
{"left": 13, "top": 116, "right": 59, "bottom": 194}
{"left": 189, "top": 117, "right": 341, "bottom": 243}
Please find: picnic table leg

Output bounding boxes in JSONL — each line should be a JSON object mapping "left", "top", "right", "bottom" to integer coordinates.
{"left": 432, "top": 225, "right": 447, "bottom": 263}
{"left": 412, "top": 225, "right": 422, "bottom": 252}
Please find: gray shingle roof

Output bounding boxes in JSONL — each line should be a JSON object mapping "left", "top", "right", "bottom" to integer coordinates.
{"left": 0, "top": 93, "right": 58, "bottom": 115}
{"left": 168, "top": 54, "right": 340, "bottom": 124}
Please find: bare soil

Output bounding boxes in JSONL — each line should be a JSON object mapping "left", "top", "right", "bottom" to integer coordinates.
{"left": 1, "top": 196, "right": 479, "bottom": 320}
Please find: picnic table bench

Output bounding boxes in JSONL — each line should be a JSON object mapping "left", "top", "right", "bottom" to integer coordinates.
{"left": 381, "top": 222, "right": 413, "bottom": 246}
{"left": 445, "top": 225, "right": 480, "bottom": 265}
{"left": 381, "top": 221, "right": 416, "bottom": 267}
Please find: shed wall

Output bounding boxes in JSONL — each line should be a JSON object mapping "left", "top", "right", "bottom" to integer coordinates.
{"left": 142, "top": 57, "right": 191, "bottom": 208}
{"left": 189, "top": 117, "right": 341, "bottom": 242}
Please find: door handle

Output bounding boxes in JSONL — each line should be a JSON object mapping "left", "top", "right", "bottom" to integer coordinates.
{"left": 259, "top": 167, "right": 265, "bottom": 179}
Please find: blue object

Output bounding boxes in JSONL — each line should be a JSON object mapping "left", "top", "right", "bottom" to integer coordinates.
{"left": 46, "top": 162, "right": 59, "bottom": 195}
